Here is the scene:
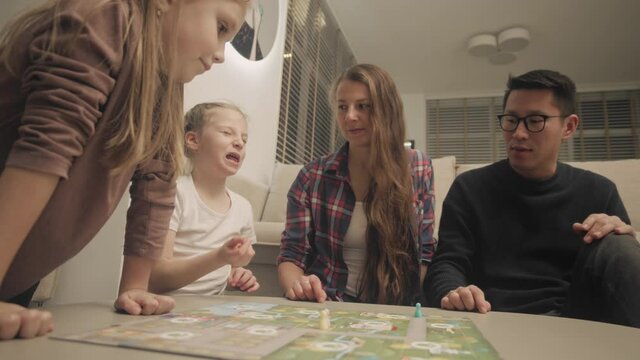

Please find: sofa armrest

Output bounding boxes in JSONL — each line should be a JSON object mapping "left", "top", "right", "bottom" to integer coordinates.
{"left": 566, "top": 159, "right": 640, "bottom": 230}
{"left": 254, "top": 221, "right": 285, "bottom": 246}
{"left": 227, "top": 175, "right": 270, "bottom": 221}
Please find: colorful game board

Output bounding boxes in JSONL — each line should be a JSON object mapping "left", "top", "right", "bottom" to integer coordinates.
{"left": 54, "top": 301, "right": 500, "bottom": 359}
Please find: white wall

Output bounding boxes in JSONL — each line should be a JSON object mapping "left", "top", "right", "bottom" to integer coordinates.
{"left": 47, "top": 197, "right": 127, "bottom": 305}
{"left": 401, "top": 93, "right": 427, "bottom": 153}
{"left": 185, "top": 0, "right": 288, "bottom": 186}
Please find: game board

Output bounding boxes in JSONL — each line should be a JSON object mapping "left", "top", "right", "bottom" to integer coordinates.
{"left": 54, "top": 301, "right": 500, "bottom": 359}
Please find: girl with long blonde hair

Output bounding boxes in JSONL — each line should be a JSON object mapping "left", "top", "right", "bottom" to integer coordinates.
{"left": 277, "top": 64, "right": 436, "bottom": 305}
{"left": 0, "top": 0, "right": 250, "bottom": 340}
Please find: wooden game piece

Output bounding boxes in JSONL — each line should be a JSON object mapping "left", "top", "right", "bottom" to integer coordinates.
{"left": 320, "top": 309, "right": 330, "bottom": 330}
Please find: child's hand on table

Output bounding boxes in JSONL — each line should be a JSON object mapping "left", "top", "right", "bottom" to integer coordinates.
{"left": 228, "top": 267, "right": 260, "bottom": 292}
{"left": 114, "top": 288, "right": 175, "bottom": 315}
{"left": 0, "top": 301, "right": 53, "bottom": 340}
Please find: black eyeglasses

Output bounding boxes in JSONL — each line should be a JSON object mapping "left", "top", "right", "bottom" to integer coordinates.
{"left": 497, "top": 114, "right": 567, "bottom": 133}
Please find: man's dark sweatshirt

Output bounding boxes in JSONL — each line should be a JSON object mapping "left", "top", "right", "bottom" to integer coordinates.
{"left": 425, "top": 159, "right": 630, "bottom": 314}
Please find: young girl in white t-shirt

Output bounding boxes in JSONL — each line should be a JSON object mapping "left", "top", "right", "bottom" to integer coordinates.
{"left": 149, "top": 102, "right": 258, "bottom": 295}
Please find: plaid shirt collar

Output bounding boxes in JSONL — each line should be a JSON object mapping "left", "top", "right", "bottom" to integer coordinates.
{"left": 323, "top": 142, "right": 350, "bottom": 180}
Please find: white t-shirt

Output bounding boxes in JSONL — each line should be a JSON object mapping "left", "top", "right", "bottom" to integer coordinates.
{"left": 168, "top": 174, "right": 256, "bottom": 296}
{"left": 343, "top": 201, "right": 368, "bottom": 297}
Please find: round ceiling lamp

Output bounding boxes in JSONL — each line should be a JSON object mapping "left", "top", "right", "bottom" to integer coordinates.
{"left": 467, "top": 34, "right": 497, "bottom": 57}
{"left": 467, "top": 27, "right": 529, "bottom": 65}
{"left": 497, "top": 27, "right": 530, "bottom": 52}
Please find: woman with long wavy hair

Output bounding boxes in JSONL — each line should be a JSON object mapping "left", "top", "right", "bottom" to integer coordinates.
{"left": 278, "top": 64, "right": 436, "bottom": 305}
{"left": 0, "top": 0, "right": 250, "bottom": 340}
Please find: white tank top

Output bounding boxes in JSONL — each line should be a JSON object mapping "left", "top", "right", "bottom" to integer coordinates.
{"left": 343, "top": 202, "right": 368, "bottom": 297}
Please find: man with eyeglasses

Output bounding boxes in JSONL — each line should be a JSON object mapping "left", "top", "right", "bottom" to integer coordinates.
{"left": 425, "top": 69, "right": 639, "bottom": 327}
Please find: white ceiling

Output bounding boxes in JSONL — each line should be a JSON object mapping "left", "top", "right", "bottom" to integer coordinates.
{"left": 326, "top": 0, "right": 640, "bottom": 97}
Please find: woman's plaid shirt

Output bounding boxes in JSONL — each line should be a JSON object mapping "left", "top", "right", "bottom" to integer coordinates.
{"left": 277, "top": 143, "right": 436, "bottom": 300}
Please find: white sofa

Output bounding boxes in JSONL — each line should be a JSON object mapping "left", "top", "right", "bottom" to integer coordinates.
{"left": 227, "top": 157, "right": 640, "bottom": 296}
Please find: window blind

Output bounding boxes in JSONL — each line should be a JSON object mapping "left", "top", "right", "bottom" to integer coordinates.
{"left": 276, "top": 0, "right": 355, "bottom": 165}
{"left": 426, "top": 90, "right": 640, "bottom": 164}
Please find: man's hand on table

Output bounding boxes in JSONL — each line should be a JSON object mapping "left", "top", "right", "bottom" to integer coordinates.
{"left": 441, "top": 285, "right": 492, "bottom": 314}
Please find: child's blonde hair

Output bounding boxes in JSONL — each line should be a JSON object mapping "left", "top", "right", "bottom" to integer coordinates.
{"left": 0, "top": 0, "right": 250, "bottom": 180}
{"left": 184, "top": 101, "right": 247, "bottom": 135}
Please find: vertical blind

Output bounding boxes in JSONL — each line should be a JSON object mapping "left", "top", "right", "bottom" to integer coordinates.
{"left": 276, "top": 0, "right": 355, "bottom": 165}
{"left": 426, "top": 90, "right": 640, "bottom": 164}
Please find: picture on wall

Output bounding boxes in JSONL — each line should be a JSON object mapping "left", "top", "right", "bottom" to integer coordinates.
{"left": 231, "top": 1, "right": 278, "bottom": 61}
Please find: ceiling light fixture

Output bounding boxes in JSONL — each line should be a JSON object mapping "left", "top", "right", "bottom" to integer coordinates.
{"left": 467, "top": 34, "right": 497, "bottom": 57}
{"left": 467, "top": 27, "right": 530, "bottom": 65}
{"left": 498, "top": 27, "right": 530, "bottom": 52}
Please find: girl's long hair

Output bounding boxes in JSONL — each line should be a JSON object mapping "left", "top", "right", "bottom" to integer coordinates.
{"left": 0, "top": 0, "right": 186, "bottom": 178}
{"left": 330, "top": 64, "right": 419, "bottom": 305}
{"left": 106, "top": 0, "right": 184, "bottom": 177}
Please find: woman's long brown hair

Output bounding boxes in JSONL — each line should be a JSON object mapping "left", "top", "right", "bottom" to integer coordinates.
{"left": 331, "top": 64, "right": 419, "bottom": 305}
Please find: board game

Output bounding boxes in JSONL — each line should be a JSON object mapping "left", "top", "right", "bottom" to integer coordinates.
{"left": 54, "top": 301, "right": 500, "bottom": 359}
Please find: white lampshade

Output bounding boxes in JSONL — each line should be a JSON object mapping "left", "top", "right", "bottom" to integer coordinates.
{"left": 497, "top": 27, "right": 530, "bottom": 52}
{"left": 467, "top": 34, "right": 497, "bottom": 57}
{"left": 489, "top": 52, "right": 517, "bottom": 65}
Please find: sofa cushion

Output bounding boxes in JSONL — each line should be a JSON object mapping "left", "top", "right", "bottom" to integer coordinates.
{"left": 430, "top": 156, "right": 456, "bottom": 239}
{"left": 262, "top": 163, "right": 303, "bottom": 222}
{"left": 567, "top": 159, "right": 640, "bottom": 230}
{"left": 226, "top": 174, "right": 270, "bottom": 221}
